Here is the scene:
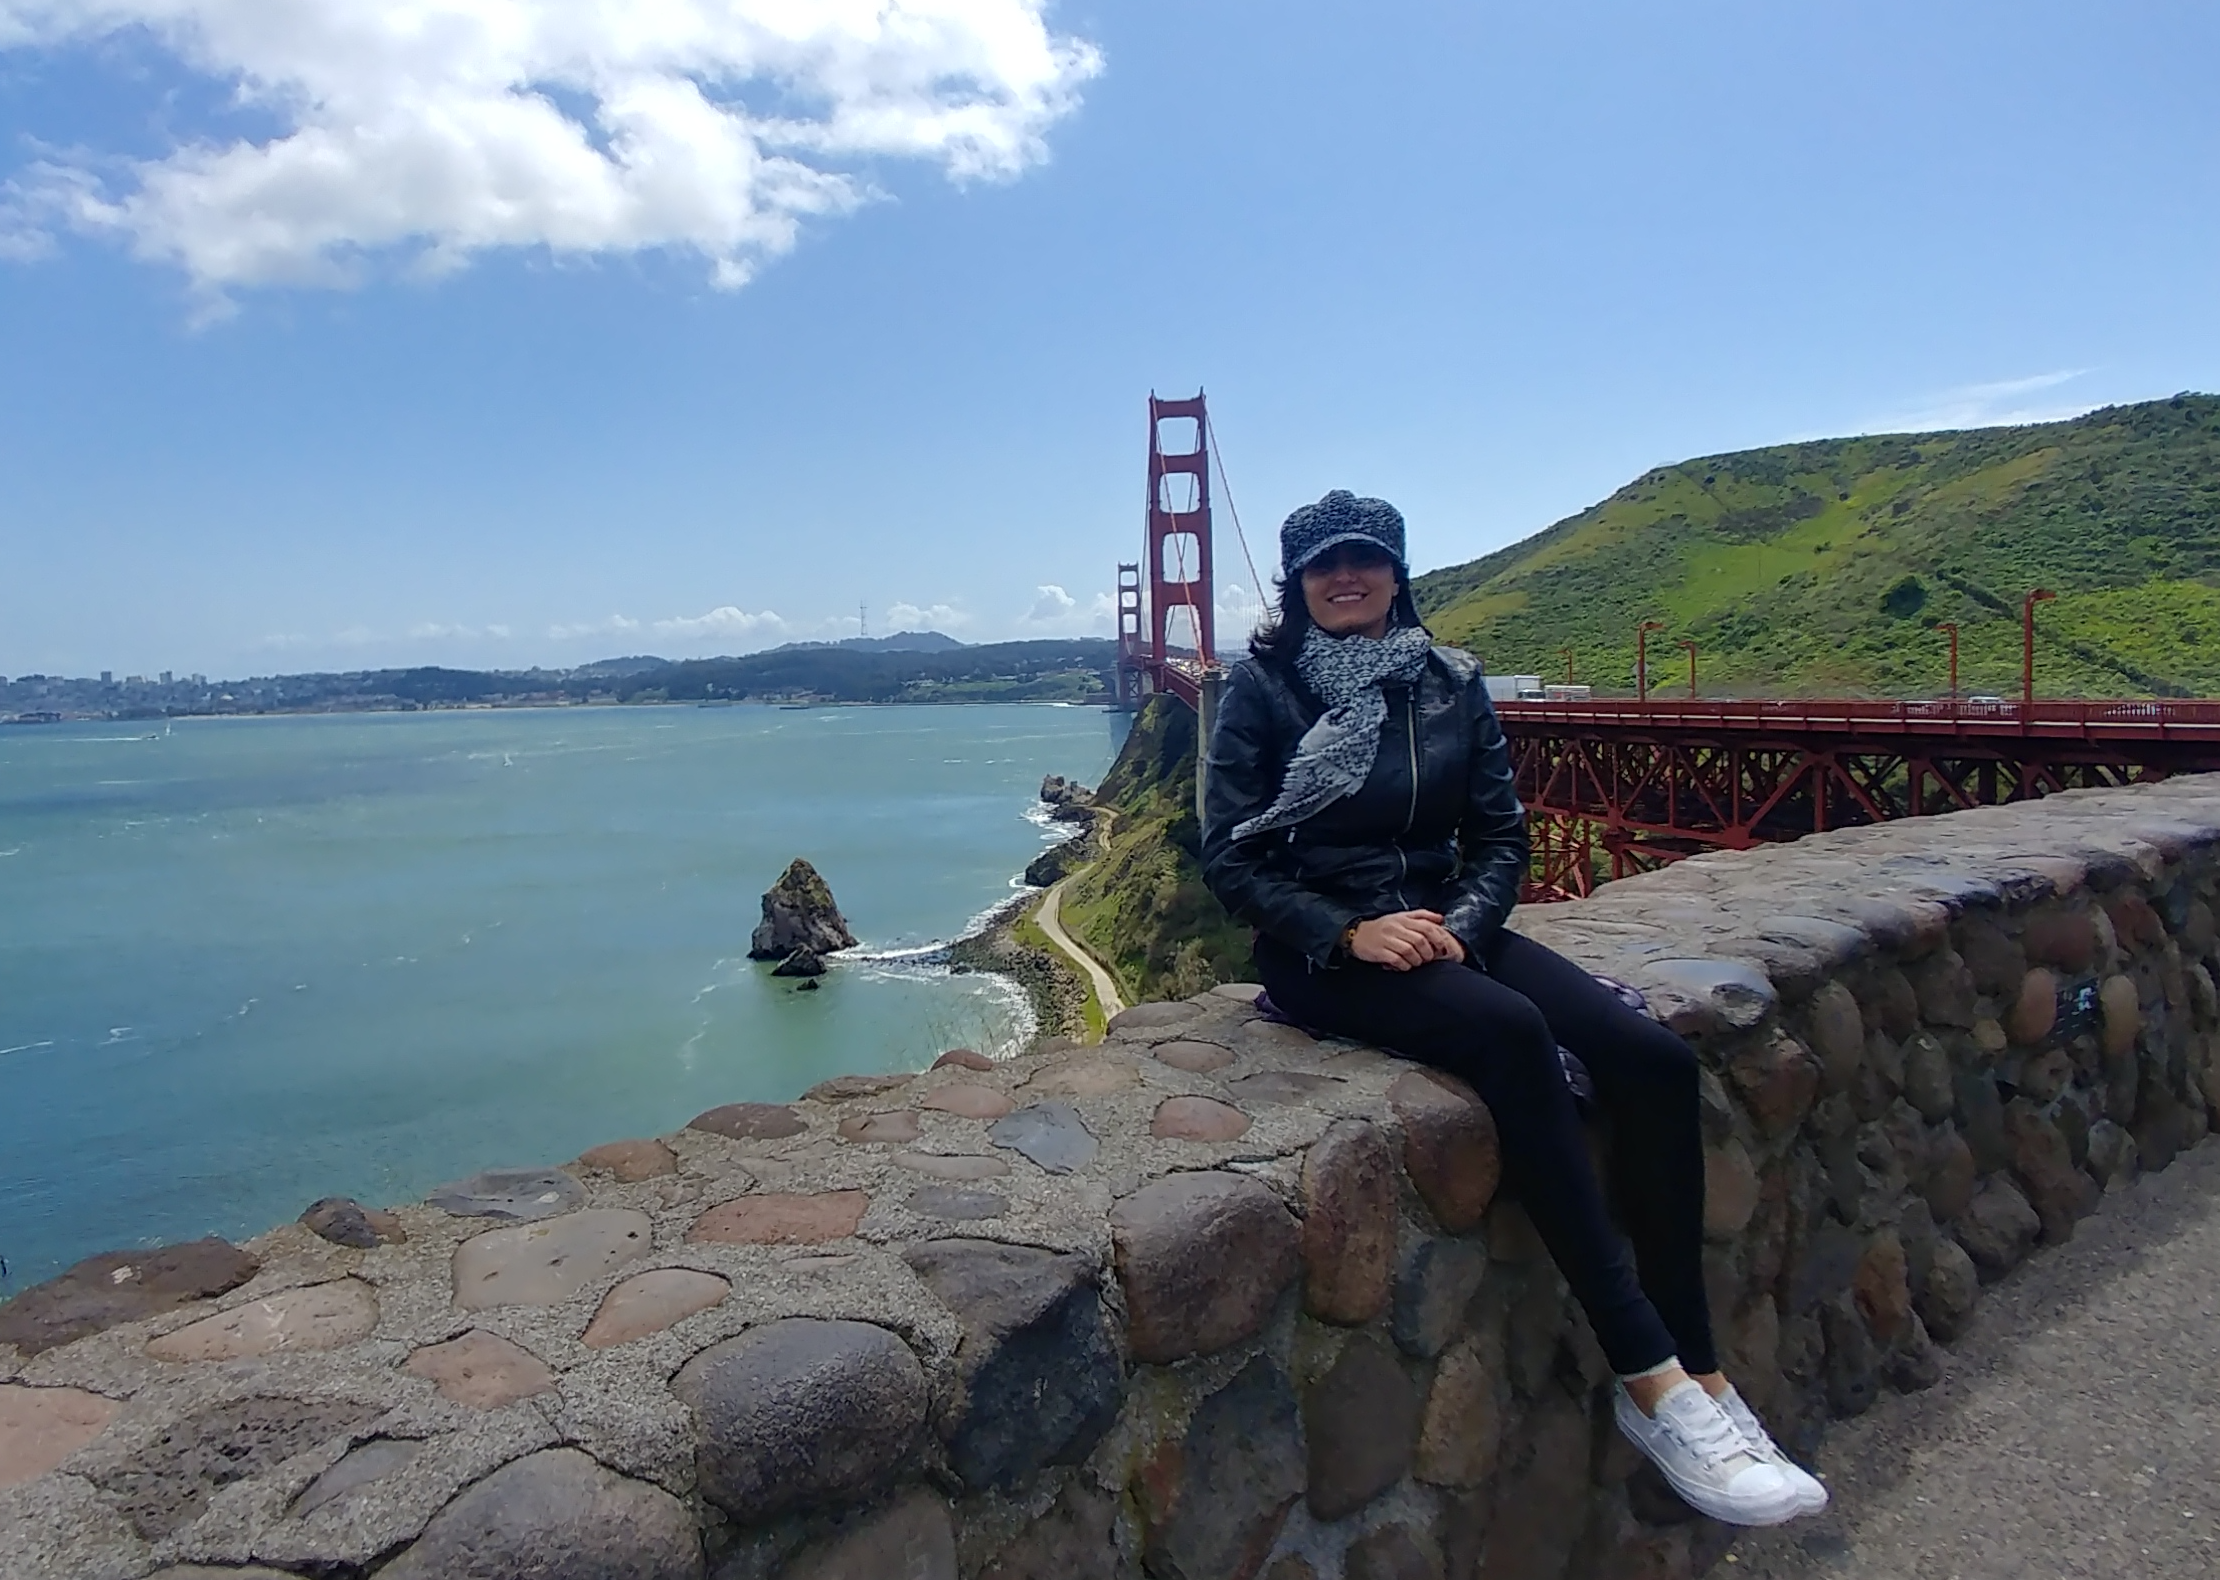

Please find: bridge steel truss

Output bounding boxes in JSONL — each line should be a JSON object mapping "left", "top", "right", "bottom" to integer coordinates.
{"left": 1497, "top": 697, "right": 2220, "bottom": 902}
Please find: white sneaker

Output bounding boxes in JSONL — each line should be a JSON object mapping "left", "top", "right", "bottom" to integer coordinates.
{"left": 1717, "top": 1384, "right": 1828, "bottom": 1516}
{"left": 1613, "top": 1380, "right": 1804, "bottom": 1527}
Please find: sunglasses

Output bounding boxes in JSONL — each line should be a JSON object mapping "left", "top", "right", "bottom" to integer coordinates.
{"left": 1302, "top": 542, "right": 1397, "bottom": 575}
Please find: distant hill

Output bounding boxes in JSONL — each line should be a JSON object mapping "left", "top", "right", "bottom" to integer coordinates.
{"left": 774, "top": 631, "right": 969, "bottom": 655}
{"left": 624, "top": 639, "right": 1111, "bottom": 704}
{"left": 4, "top": 640, "right": 1117, "bottom": 718}
{"left": 1412, "top": 394, "right": 2220, "bottom": 698}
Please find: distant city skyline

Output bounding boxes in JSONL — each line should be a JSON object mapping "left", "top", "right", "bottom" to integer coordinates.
{"left": 2, "top": 1, "right": 2215, "bottom": 677}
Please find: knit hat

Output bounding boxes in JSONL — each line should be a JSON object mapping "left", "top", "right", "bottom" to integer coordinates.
{"left": 1280, "top": 490, "right": 1407, "bottom": 576}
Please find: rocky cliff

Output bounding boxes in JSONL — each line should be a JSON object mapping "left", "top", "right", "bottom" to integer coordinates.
{"left": 1058, "top": 697, "right": 1251, "bottom": 1002}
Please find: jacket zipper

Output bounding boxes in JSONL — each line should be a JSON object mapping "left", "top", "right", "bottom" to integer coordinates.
{"left": 1395, "top": 689, "right": 1418, "bottom": 908}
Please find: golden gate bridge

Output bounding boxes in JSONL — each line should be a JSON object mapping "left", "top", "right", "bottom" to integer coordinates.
{"left": 1115, "top": 391, "right": 2220, "bottom": 901}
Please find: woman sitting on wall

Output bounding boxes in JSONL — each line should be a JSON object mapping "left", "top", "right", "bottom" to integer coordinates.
{"left": 1198, "top": 490, "right": 1823, "bottom": 1528}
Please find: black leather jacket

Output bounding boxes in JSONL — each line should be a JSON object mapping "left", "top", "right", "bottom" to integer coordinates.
{"left": 1199, "top": 645, "right": 1529, "bottom": 966}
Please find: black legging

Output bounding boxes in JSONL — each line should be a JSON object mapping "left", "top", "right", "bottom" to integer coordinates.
{"left": 1256, "top": 927, "right": 1715, "bottom": 1377}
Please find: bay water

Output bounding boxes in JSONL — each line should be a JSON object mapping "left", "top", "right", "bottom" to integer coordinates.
{"left": 0, "top": 703, "right": 1123, "bottom": 1286}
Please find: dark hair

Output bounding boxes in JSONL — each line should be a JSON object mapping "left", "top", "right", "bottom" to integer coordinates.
{"left": 1249, "top": 567, "right": 1426, "bottom": 665}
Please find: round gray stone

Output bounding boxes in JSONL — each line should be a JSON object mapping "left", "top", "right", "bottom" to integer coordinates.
{"left": 674, "top": 1318, "right": 925, "bottom": 1523}
{"left": 426, "top": 1169, "right": 585, "bottom": 1222}
{"left": 902, "top": 1239, "right": 1122, "bottom": 1489}
{"left": 375, "top": 1447, "right": 701, "bottom": 1580}
{"left": 989, "top": 1102, "right": 1098, "bottom": 1174}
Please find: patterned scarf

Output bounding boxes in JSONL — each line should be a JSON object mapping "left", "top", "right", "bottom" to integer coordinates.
{"left": 1232, "top": 622, "right": 1435, "bottom": 840}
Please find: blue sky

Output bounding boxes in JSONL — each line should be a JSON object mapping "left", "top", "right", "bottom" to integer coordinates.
{"left": 1, "top": 0, "right": 2215, "bottom": 679}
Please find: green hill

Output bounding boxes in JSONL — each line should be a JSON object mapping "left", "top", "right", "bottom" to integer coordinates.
{"left": 1412, "top": 394, "right": 2220, "bottom": 698}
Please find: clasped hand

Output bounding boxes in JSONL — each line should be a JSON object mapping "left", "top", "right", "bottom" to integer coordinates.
{"left": 1348, "top": 910, "right": 1465, "bottom": 971}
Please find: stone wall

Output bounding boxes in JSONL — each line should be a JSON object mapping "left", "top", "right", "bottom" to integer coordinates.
{"left": 6, "top": 777, "right": 2220, "bottom": 1580}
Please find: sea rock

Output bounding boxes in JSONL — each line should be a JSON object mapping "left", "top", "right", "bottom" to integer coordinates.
{"left": 1026, "top": 836, "right": 1094, "bottom": 887}
{"left": 0, "top": 1238, "right": 259, "bottom": 1357}
{"left": 748, "top": 857, "right": 857, "bottom": 960}
{"left": 772, "top": 947, "right": 826, "bottom": 978}
{"left": 675, "top": 1318, "right": 926, "bottom": 1523}
{"left": 1041, "top": 773, "right": 1095, "bottom": 810}
{"left": 376, "top": 1447, "right": 701, "bottom": 1580}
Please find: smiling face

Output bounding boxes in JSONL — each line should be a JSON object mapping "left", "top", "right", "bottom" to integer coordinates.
{"left": 1300, "top": 541, "right": 1401, "bottom": 639}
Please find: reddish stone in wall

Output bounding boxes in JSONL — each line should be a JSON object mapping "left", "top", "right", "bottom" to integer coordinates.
{"left": 1300, "top": 1121, "right": 1397, "bottom": 1326}
{"left": 1110, "top": 1172, "right": 1300, "bottom": 1364}
{"left": 1387, "top": 1070, "right": 1501, "bottom": 1232}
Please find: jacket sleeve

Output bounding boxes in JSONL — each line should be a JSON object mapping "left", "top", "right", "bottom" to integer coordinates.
{"left": 1200, "top": 663, "right": 1365, "bottom": 966}
{"left": 1438, "top": 669, "right": 1529, "bottom": 960}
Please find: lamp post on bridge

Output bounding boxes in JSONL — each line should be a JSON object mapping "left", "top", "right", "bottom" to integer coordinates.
{"left": 1635, "top": 621, "right": 1666, "bottom": 702}
{"left": 1935, "top": 621, "right": 1959, "bottom": 704}
{"left": 1677, "top": 640, "right": 1698, "bottom": 699}
{"left": 1560, "top": 648, "right": 1576, "bottom": 684}
{"left": 2021, "top": 590, "right": 2055, "bottom": 709}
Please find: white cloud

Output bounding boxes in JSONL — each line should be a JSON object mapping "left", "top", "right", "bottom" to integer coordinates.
{"left": 1012, "top": 581, "right": 1110, "bottom": 636}
{"left": 407, "top": 620, "right": 510, "bottom": 641}
{"left": 0, "top": 0, "right": 1100, "bottom": 298}
{"left": 883, "top": 600, "right": 970, "bottom": 632}
{"left": 651, "top": 604, "right": 788, "bottom": 639}
{"left": 546, "top": 613, "right": 641, "bottom": 641}
{"left": 1859, "top": 370, "right": 2099, "bottom": 435}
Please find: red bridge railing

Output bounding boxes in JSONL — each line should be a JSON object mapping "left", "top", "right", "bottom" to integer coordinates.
{"left": 1491, "top": 695, "right": 2220, "bottom": 901}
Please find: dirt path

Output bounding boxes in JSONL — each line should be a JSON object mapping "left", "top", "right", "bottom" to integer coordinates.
{"left": 1732, "top": 1136, "right": 2220, "bottom": 1580}
{"left": 1035, "top": 877, "right": 1126, "bottom": 1020}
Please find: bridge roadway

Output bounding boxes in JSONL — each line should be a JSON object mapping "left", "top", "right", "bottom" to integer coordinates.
{"left": 1737, "top": 1136, "right": 2220, "bottom": 1580}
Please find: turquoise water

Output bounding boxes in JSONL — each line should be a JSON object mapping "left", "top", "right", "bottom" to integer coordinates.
{"left": 0, "top": 704, "right": 1123, "bottom": 1286}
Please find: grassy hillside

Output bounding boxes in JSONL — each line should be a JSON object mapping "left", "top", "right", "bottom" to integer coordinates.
{"left": 1058, "top": 697, "right": 1252, "bottom": 1002}
{"left": 1413, "top": 394, "right": 2220, "bottom": 698}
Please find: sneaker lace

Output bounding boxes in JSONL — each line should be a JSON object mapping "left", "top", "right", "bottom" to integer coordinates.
{"left": 1722, "top": 1392, "right": 1786, "bottom": 1462}
{"left": 1658, "top": 1395, "right": 1756, "bottom": 1473}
